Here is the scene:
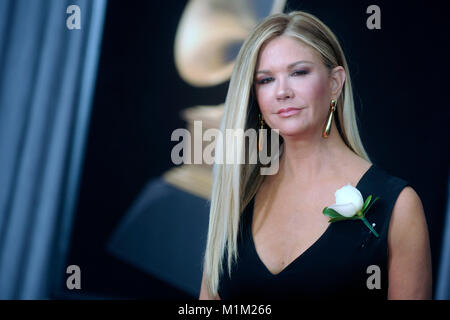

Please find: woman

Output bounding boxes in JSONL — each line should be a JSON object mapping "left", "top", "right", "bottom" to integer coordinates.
{"left": 199, "top": 11, "right": 432, "bottom": 300}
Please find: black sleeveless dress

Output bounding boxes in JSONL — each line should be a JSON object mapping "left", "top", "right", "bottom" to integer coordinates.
{"left": 218, "top": 164, "right": 410, "bottom": 300}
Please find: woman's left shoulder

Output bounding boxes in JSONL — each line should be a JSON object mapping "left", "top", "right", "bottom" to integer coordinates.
{"left": 389, "top": 185, "right": 429, "bottom": 247}
{"left": 387, "top": 185, "right": 433, "bottom": 299}
{"left": 393, "top": 186, "right": 424, "bottom": 214}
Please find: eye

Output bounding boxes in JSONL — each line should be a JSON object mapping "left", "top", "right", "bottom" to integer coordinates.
{"left": 291, "top": 70, "right": 308, "bottom": 76}
{"left": 256, "top": 77, "right": 274, "bottom": 85}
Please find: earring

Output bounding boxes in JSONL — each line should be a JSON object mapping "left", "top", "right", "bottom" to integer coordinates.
{"left": 322, "top": 99, "right": 337, "bottom": 138}
{"left": 258, "top": 113, "right": 264, "bottom": 151}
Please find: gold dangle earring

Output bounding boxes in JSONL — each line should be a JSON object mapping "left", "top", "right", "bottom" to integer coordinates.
{"left": 322, "top": 99, "right": 337, "bottom": 138}
{"left": 258, "top": 113, "right": 265, "bottom": 151}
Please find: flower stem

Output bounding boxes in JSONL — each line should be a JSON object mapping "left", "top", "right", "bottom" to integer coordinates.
{"left": 361, "top": 217, "right": 379, "bottom": 238}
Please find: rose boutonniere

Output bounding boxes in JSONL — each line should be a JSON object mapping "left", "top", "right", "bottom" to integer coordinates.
{"left": 322, "top": 184, "right": 380, "bottom": 237}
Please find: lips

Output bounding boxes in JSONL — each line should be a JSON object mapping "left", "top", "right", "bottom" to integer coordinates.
{"left": 277, "top": 107, "right": 304, "bottom": 117}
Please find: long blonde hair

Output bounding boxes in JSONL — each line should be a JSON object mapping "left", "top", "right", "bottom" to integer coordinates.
{"left": 202, "top": 11, "right": 371, "bottom": 298}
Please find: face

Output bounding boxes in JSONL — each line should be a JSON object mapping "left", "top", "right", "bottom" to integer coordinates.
{"left": 254, "top": 35, "right": 344, "bottom": 138}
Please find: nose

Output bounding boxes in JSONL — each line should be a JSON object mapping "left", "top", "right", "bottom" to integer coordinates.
{"left": 275, "top": 77, "right": 294, "bottom": 101}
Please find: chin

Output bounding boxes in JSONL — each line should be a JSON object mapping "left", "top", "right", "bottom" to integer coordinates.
{"left": 268, "top": 120, "right": 301, "bottom": 135}
{"left": 276, "top": 126, "right": 307, "bottom": 138}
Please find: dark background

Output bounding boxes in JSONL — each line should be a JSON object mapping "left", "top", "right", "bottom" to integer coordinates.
{"left": 58, "top": 0, "right": 449, "bottom": 299}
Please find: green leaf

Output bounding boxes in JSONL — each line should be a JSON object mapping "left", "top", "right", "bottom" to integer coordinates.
{"left": 328, "top": 216, "right": 360, "bottom": 223}
{"left": 322, "top": 207, "right": 343, "bottom": 219}
{"left": 363, "top": 196, "right": 380, "bottom": 215}
{"left": 362, "top": 195, "right": 372, "bottom": 211}
{"left": 361, "top": 216, "right": 379, "bottom": 237}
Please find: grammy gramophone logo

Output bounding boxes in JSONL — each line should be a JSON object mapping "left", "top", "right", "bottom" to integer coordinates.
{"left": 162, "top": 0, "right": 287, "bottom": 195}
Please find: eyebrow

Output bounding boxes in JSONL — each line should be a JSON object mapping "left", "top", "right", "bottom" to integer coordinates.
{"left": 255, "top": 60, "right": 314, "bottom": 74}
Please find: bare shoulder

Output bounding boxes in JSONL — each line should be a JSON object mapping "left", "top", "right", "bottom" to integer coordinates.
{"left": 389, "top": 186, "right": 427, "bottom": 240}
{"left": 387, "top": 186, "right": 433, "bottom": 299}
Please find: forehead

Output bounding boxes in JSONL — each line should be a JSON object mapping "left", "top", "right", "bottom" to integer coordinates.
{"left": 256, "top": 35, "right": 319, "bottom": 69}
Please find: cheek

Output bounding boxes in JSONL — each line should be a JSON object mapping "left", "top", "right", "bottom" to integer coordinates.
{"left": 299, "top": 76, "right": 329, "bottom": 103}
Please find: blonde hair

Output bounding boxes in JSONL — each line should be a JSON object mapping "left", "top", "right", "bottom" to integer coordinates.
{"left": 202, "top": 11, "right": 371, "bottom": 298}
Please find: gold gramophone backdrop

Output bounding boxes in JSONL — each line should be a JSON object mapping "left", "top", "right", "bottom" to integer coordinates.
{"left": 166, "top": 0, "right": 286, "bottom": 199}
{"left": 61, "top": 0, "right": 449, "bottom": 299}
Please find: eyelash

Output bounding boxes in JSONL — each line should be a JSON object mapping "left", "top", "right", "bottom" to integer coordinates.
{"left": 256, "top": 70, "right": 308, "bottom": 85}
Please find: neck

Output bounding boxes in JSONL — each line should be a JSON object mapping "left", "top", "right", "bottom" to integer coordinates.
{"left": 278, "top": 122, "right": 353, "bottom": 186}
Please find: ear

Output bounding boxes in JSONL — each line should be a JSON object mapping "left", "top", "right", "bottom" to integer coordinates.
{"left": 329, "top": 66, "right": 346, "bottom": 99}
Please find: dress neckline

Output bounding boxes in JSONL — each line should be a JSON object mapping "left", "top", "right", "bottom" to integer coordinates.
{"left": 248, "top": 164, "right": 376, "bottom": 277}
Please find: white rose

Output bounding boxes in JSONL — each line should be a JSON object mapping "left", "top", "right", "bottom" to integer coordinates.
{"left": 328, "top": 184, "right": 364, "bottom": 218}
